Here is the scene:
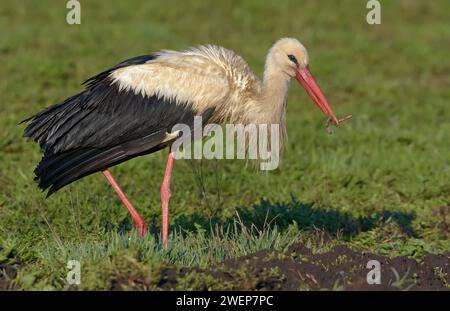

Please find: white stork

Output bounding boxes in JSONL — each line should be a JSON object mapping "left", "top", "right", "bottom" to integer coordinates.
{"left": 23, "top": 38, "right": 351, "bottom": 246}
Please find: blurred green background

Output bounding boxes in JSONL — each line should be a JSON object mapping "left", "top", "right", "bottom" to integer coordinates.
{"left": 0, "top": 0, "right": 449, "bottom": 289}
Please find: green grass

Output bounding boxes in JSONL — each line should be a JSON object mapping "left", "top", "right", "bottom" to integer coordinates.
{"left": 0, "top": 0, "right": 449, "bottom": 290}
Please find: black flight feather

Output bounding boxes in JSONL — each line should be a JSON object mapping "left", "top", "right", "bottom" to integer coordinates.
{"left": 22, "top": 54, "right": 214, "bottom": 196}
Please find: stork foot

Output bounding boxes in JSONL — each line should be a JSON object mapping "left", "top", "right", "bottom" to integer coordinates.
{"left": 135, "top": 221, "right": 148, "bottom": 237}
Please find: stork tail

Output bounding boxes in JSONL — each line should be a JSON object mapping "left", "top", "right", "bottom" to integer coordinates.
{"left": 35, "top": 146, "right": 126, "bottom": 197}
{"left": 35, "top": 132, "right": 169, "bottom": 196}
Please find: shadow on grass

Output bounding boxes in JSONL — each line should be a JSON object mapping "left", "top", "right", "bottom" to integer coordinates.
{"left": 169, "top": 197, "right": 417, "bottom": 239}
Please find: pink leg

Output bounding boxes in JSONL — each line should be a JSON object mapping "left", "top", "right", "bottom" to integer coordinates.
{"left": 160, "top": 151, "right": 175, "bottom": 247}
{"left": 102, "top": 169, "right": 147, "bottom": 237}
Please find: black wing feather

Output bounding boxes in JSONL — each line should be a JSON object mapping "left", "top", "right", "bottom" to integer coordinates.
{"left": 23, "top": 54, "right": 214, "bottom": 195}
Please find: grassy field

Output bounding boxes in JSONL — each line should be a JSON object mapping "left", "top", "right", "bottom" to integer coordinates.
{"left": 0, "top": 0, "right": 449, "bottom": 290}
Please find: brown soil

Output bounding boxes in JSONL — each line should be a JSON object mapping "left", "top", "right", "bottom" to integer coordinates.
{"left": 154, "top": 243, "right": 450, "bottom": 291}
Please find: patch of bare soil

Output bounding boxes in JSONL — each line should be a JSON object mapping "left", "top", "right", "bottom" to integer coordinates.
{"left": 153, "top": 244, "right": 449, "bottom": 291}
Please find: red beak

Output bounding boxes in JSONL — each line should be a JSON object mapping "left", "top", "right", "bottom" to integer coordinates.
{"left": 295, "top": 65, "right": 352, "bottom": 126}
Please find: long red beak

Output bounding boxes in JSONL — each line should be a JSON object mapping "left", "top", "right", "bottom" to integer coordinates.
{"left": 295, "top": 65, "right": 352, "bottom": 126}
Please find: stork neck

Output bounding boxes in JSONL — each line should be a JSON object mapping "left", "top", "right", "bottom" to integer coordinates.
{"left": 261, "top": 63, "right": 290, "bottom": 124}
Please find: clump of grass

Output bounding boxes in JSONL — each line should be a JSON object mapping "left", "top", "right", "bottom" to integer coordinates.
{"left": 8, "top": 219, "right": 304, "bottom": 289}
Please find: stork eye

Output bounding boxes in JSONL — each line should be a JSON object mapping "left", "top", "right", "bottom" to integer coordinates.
{"left": 288, "top": 54, "right": 298, "bottom": 64}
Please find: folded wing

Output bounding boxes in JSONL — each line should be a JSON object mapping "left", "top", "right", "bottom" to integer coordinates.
{"left": 23, "top": 51, "right": 230, "bottom": 195}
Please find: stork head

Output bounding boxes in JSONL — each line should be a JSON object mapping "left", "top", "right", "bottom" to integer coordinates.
{"left": 270, "top": 38, "right": 352, "bottom": 126}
